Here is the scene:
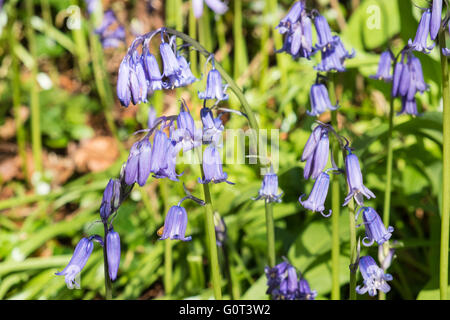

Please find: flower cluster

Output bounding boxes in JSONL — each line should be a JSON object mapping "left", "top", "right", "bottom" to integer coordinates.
{"left": 408, "top": 0, "right": 443, "bottom": 54}
{"left": 275, "top": 1, "right": 354, "bottom": 71}
{"left": 57, "top": 26, "right": 242, "bottom": 288}
{"left": 117, "top": 31, "right": 198, "bottom": 107}
{"left": 265, "top": 260, "right": 317, "bottom": 300}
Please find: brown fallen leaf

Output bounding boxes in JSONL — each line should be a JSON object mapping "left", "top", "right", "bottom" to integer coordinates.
{"left": 69, "top": 136, "right": 120, "bottom": 173}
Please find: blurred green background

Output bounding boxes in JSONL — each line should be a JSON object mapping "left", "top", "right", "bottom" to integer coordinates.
{"left": 0, "top": 0, "right": 446, "bottom": 299}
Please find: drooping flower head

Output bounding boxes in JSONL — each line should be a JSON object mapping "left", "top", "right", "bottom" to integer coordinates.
{"left": 313, "top": 14, "right": 337, "bottom": 52}
{"left": 159, "top": 205, "right": 192, "bottom": 241}
{"left": 265, "top": 261, "right": 289, "bottom": 295}
{"left": 276, "top": 2, "right": 314, "bottom": 60}
{"left": 356, "top": 207, "right": 394, "bottom": 246}
{"left": 201, "top": 107, "right": 224, "bottom": 145}
{"left": 408, "top": 9, "right": 435, "bottom": 54}
{"left": 56, "top": 237, "right": 96, "bottom": 289}
{"left": 198, "top": 145, "right": 233, "bottom": 184}
{"left": 106, "top": 228, "right": 121, "bottom": 281}
{"left": 173, "top": 101, "right": 202, "bottom": 152}
{"left": 100, "top": 178, "right": 121, "bottom": 222}
{"left": 298, "top": 278, "right": 317, "bottom": 300}
{"left": 303, "top": 129, "right": 329, "bottom": 180}
{"left": 397, "top": 96, "right": 419, "bottom": 116}
{"left": 299, "top": 171, "right": 332, "bottom": 217}
{"left": 370, "top": 50, "right": 394, "bottom": 82}
{"left": 430, "top": 0, "right": 443, "bottom": 40}
{"left": 307, "top": 83, "right": 339, "bottom": 116}
{"left": 356, "top": 256, "right": 393, "bottom": 297}
{"left": 276, "top": 1, "right": 305, "bottom": 34}
{"left": 343, "top": 149, "right": 375, "bottom": 207}
{"left": 123, "top": 138, "right": 152, "bottom": 187}
{"left": 198, "top": 66, "right": 229, "bottom": 102}
{"left": 253, "top": 167, "right": 283, "bottom": 203}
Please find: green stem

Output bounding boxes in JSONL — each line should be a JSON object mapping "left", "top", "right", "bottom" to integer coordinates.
{"left": 329, "top": 76, "right": 341, "bottom": 300}
{"left": 25, "top": 0, "right": 43, "bottom": 174}
{"left": 8, "top": 19, "right": 28, "bottom": 181}
{"left": 439, "top": 30, "right": 450, "bottom": 300}
{"left": 265, "top": 201, "right": 276, "bottom": 268}
{"left": 348, "top": 199, "right": 357, "bottom": 300}
{"left": 103, "top": 223, "right": 113, "bottom": 300}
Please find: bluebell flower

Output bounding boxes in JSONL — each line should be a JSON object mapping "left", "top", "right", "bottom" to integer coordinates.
{"left": 356, "top": 207, "right": 394, "bottom": 246}
{"left": 301, "top": 125, "right": 324, "bottom": 162}
{"left": 172, "top": 101, "right": 202, "bottom": 152}
{"left": 159, "top": 205, "right": 192, "bottom": 241}
{"left": 430, "top": 0, "right": 443, "bottom": 40}
{"left": 117, "top": 56, "right": 131, "bottom": 107}
{"left": 443, "top": 48, "right": 450, "bottom": 56}
{"left": 150, "top": 130, "right": 170, "bottom": 174}
{"left": 299, "top": 171, "right": 332, "bottom": 217}
{"left": 391, "top": 59, "right": 404, "bottom": 98}
{"left": 275, "top": 1, "right": 313, "bottom": 60}
{"left": 313, "top": 14, "right": 337, "bottom": 52}
{"left": 276, "top": 1, "right": 304, "bottom": 34}
{"left": 198, "top": 145, "right": 233, "bottom": 184}
{"left": 370, "top": 50, "right": 393, "bottom": 82}
{"left": 124, "top": 141, "right": 140, "bottom": 185}
{"left": 343, "top": 150, "right": 375, "bottom": 207}
{"left": 142, "top": 50, "right": 164, "bottom": 91}
{"left": 298, "top": 278, "right": 317, "bottom": 300}
{"left": 277, "top": 265, "right": 299, "bottom": 300}
{"left": 56, "top": 237, "right": 95, "bottom": 288}
{"left": 106, "top": 228, "right": 121, "bottom": 281}
{"left": 378, "top": 244, "right": 395, "bottom": 271}
{"left": 356, "top": 256, "right": 393, "bottom": 297}
{"left": 397, "top": 96, "right": 419, "bottom": 116}
{"left": 408, "top": 9, "right": 435, "bottom": 54}
{"left": 192, "top": 0, "right": 228, "bottom": 19}
{"left": 100, "top": 178, "right": 121, "bottom": 221}
{"left": 333, "top": 36, "right": 356, "bottom": 62}
{"left": 303, "top": 130, "right": 329, "bottom": 180}
{"left": 198, "top": 68, "right": 229, "bottom": 102}
{"left": 124, "top": 139, "right": 152, "bottom": 187}
{"left": 407, "top": 55, "right": 428, "bottom": 99}
{"left": 152, "top": 126, "right": 182, "bottom": 181}
{"left": 253, "top": 168, "right": 283, "bottom": 203}
{"left": 159, "top": 41, "right": 182, "bottom": 86}
{"left": 265, "top": 261, "right": 289, "bottom": 295}
{"left": 201, "top": 107, "right": 224, "bottom": 145}
{"left": 314, "top": 46, "right": 346, "bottom": 72}
{"left": 307, "top": 83, "right": 339, "bottom": 116}
{"left": 174, "top": 55, "right": 198, "bottom": 87}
